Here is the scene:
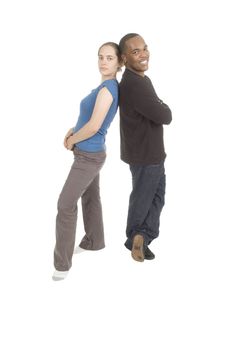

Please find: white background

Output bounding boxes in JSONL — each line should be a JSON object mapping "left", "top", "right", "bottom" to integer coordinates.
{"left": 0, "top": 0, "right": 233, "bottom": 349}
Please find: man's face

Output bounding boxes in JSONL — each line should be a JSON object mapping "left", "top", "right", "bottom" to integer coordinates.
{"left": 122, "top": 36, "right": 150, "bottom": 76}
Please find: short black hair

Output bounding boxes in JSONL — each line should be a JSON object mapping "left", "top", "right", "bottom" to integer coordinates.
{"left": 119, "top": 33, "right": 140, "bottom": 54}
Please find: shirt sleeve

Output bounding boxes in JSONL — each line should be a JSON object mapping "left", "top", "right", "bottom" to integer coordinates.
{"left": 132, "top": 78, "right": 172, "bottom": 125}
{"left": 100, "top": 80, "right": 118, "bottom": 101}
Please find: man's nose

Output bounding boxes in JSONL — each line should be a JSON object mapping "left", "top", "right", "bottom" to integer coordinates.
{"left": 140, "top": 51, "right": 149, "bottom": 59}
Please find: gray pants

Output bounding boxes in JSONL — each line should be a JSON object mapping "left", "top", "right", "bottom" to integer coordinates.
{"left": 54, "top": 148, "right": 106, "bottom": 271}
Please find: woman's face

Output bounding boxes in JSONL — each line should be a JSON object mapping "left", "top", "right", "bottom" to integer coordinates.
{"left": 98, "top": 45, "right": 119, "bottom": 79}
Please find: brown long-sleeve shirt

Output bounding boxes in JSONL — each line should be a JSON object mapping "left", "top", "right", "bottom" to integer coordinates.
{"left": 119, "top": 69, "right": 172, "bottom": 165}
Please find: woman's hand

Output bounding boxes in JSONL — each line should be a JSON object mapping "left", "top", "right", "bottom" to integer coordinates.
{"left": 66, "top": 135, "right": 75, "bottom": 151}
{"left": 64, "top": 128, "right": 74, "bottom": 148}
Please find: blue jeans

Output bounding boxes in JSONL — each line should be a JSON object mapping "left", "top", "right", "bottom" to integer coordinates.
{"left": 125, "top": 161, "right": 166, "bottom": 250}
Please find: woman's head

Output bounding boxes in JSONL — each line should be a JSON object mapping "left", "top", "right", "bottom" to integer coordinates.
{"left": 98, "top": 42, "right": 122, "bottom": 80}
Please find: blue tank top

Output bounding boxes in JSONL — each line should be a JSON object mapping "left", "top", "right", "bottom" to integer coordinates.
{"left": 73, "top": 79, "right": 119, "bottom": 152}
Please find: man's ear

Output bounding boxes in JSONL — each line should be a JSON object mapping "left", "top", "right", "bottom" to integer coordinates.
{"left": 121, "top": 54, "right": 127, "bottom": 65}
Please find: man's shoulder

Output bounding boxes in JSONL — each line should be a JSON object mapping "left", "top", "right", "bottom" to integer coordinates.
{"left": 122, "top": 69, "right": 145, "bottom": 80}
{"left": 120, "top": 70, "right": 149, "bottom": 88}
{"left": 121, "top": 77, "right": 153, "bottom": 98}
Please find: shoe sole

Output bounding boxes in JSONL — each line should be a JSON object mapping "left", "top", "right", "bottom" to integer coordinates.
{"left": 131, "top": 234, "right": 144, "bottom": 262}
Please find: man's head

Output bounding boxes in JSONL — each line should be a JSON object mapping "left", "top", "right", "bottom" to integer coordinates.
{"left": 119, "top": 33, "right": 150, "bottom": 76}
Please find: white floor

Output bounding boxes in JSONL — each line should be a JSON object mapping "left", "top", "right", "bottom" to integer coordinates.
{"left": 1, "top": 150, "right": 232, "bottom": 350}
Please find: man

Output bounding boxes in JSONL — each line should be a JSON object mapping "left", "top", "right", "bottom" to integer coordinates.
{"left": 119, "top": 33, "right": 172, "bottom": 262}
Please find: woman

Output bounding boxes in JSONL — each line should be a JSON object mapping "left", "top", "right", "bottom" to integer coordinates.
{"left": 53, "top": 42, "right": 122, "bottom": 281}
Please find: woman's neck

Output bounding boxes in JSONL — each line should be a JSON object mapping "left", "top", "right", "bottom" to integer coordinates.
{"left": 101, "top": 75, "right": 116, "bottom": 83}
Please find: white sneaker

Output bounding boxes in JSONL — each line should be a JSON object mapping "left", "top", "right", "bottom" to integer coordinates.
{"left": 52, "top": 269, "right": 68, "bottom": 281}
{"left": 73, "top": 246, "right": 86, "bottom": 254}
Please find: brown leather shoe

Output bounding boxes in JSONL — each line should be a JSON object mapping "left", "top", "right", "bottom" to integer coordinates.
{"left": 131, "top": 234, "right": 144, "bottom": 262}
